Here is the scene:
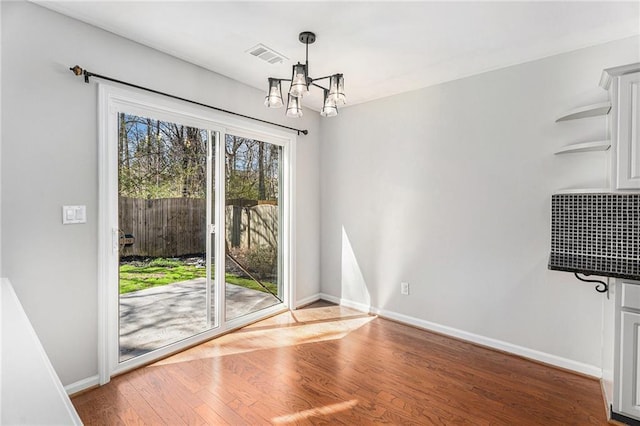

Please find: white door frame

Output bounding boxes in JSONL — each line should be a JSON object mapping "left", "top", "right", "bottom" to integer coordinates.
{"left": 97, "top": 82, "right": 296, "bottom": 384}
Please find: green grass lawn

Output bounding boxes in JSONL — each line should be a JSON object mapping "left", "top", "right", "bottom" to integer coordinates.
{"left": 225, "top": 274, "right": 277, "bottom": 295}
{"left": 119, "top": 258, "right": 277, "bottom": 295}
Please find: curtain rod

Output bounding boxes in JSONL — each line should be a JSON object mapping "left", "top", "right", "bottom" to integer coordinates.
{"left": 69, "top": 65, "right": 309, "bottom": 136}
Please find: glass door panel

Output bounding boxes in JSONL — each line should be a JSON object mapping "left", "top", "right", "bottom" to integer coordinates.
{"left": 117, "top": 113, "right": 215, "bottom": 361}
{"left": 225, "top": 134, "right": 283, "bottom": 320}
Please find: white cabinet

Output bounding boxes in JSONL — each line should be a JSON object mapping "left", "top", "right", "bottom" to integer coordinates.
{"left": 601, "top": 64, "right": 640, "bottom": 189}
{"left": 616, "top": 72, "right": 640, "bottom": 189}
{"left": 615, "top": 280, "right": 640, "bottom": 422}
{"left": 620, "top": 310, "right": 640, "bottom": 418}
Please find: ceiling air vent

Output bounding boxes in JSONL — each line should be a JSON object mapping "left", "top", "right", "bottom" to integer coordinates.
{"left": 246, "top": 44, "right": 288, "bottom": 65}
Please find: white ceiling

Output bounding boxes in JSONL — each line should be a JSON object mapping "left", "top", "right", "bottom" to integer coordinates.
{"left": 36, "top": 1, "right": 640, "bottom": 111}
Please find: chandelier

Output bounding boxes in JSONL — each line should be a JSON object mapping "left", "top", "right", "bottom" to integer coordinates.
{"left": 264, "top": 31, "right": 345, "bottom": 118}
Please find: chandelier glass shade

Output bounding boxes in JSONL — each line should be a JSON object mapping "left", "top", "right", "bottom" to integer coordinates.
{"left": 289, "top": 64, "right": 309, "bottom": 98}
{"left": 320, "top": 89, "right": 338, "bottom": 117}
{"left": 328, "top": 74, "right": 346, "bottom": 105}
{"left": 265, "top": 31, "right": 345, "bottom": 118}
{"left": 285, "top": 94, "right": 303, "bottom": 118}
{"left": 264, "top": 78, "right": 284, "bottom": 108}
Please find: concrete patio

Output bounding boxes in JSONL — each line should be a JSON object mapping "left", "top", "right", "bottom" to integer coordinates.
{"left": 119, "top": 279, "right": 279, "bottom": 361}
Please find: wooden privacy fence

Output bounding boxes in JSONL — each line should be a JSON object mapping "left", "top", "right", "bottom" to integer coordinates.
{"left": 119, "top": 197, "right": 206, "bottom": 257}
{"left": 225, "top": 202, "right": 279, "bottom": 251}
{"left": 119, "top": 197, "right": 277, "bottom": 257}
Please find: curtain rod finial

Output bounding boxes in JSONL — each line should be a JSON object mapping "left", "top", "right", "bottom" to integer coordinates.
{"left": 70, "top": 65, "right": 83, "bottom": 76}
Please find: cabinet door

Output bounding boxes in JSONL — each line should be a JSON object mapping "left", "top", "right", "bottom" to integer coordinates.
{"left": 616, "top": 72, "right": 640, "bottom": 189}
{"left": 620, "top": 310, "right": 640, "bottom": 419}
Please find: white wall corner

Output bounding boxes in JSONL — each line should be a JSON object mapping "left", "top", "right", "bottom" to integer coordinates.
{"left": 319, "top": 292, "right": 373, "bottom": 313}
{"left": 295, "top": 293, "right": 321, "bottom": 309}
{"left": 318, "top": 293, "right": 341, "bottom": 305}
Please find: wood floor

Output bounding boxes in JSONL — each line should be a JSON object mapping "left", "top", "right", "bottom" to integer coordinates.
{"left": 72, "top": 301, "right": 610, "bottom": 425}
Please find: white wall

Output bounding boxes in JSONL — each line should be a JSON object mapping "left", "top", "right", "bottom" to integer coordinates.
{"left": 0, "top": 0, "right": 3, "bottom": 277}
{"left": 320, "top": 36, "right": 640, "bottom": 373}
{"left": 601, "top": 281, "right": 617, "bottom": 405}
{"left": 1, "top": 1, "right": 320, "bottom": 386}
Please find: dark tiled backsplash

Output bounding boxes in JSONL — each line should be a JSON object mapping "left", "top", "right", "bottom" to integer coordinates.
{"left": 549, "top": 193, "right": 640, "bottom": 279}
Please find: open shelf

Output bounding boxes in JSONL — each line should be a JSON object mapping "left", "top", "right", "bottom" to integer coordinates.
{"left": 555, "top": 101, "right": 611, "bottom": 122}
{"left": 554, "top": 140, "right": 611, "bottom": 154}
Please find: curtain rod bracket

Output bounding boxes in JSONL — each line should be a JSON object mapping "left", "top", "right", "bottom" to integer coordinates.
{"left": 69, "top": 64, "right": 308, "bottom": 136}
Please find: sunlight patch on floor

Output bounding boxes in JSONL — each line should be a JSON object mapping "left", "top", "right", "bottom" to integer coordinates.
{"left": 271, "top": 399, "right": 359, "bottom": 424}
{"left": 152, "top": 305, "right": 375, "bottom": 366}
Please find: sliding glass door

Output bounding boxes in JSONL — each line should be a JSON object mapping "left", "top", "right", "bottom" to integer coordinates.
{"left": 117, "top": 114, "right": 216, "bottom": 361}
{"left": 224, "top": 134, "right": 283, "bottom": 320}
{"left": 100, "top": 84, "right": 294, "bottom": 380}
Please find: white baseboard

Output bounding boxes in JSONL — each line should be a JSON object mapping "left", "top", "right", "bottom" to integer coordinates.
{"left": 64, "top": 374, "right": 99, "bottom": 396}
{"left": 318, "top": 294, "right": 601, "bottom": 378}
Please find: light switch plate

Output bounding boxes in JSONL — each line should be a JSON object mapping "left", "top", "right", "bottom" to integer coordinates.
{"left": 62, "top": 205, "right": 87, "bottom": 224}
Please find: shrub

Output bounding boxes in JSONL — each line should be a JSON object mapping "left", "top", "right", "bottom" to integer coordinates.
{"left": 246, "top": 246, "right": 277, "bottom": 280}
{"left": 148, "top": 257, "right": 182, "bottom": 268}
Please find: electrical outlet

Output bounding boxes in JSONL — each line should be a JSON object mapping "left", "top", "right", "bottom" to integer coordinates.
{"left": 400, "top": 282, "right": 409, "bottom": 295}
